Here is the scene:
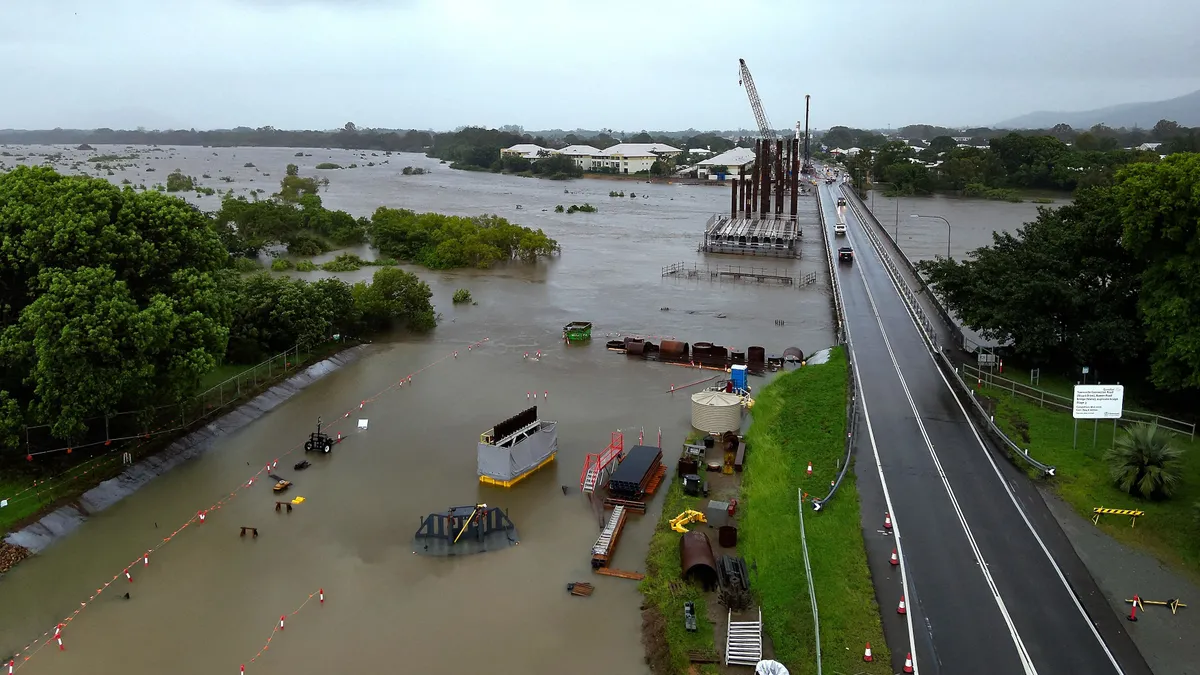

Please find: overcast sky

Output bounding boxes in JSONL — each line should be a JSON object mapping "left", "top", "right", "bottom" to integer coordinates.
{"left": 3, "top": 0, "right": 1198, "bottom": 132}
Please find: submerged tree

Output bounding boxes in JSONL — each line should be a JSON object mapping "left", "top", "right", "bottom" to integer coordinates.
{"left": 1103, "top": 422, "right": 1185, "bottom": 500}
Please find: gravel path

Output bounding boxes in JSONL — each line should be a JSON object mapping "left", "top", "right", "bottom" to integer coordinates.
{"left": 1040, "top": 489, "right": 1200, "bottom": 675}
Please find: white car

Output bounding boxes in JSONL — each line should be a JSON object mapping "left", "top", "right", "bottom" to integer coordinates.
{"left": 834, "top": 222, "right": 847, "bottom": 236}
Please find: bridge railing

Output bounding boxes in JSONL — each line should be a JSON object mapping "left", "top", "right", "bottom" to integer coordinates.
{"left": 811, "top": 188, "right": 858, "bottom": 511}
{"left": 839, "top": 184, "right": 1057, "bottom": 478}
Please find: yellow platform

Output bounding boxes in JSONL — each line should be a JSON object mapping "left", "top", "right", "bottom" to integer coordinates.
{"left": 479, "top": 452, "right": 557, "bottom": 488}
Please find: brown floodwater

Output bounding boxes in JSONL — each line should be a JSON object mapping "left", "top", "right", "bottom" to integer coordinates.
{"left": 0, "top": 145, "right": 835, "bottom": 674}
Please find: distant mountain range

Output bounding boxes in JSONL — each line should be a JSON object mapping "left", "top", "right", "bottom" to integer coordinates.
{"left": 996, "top": 90, "right": 1200, "bottom": 130}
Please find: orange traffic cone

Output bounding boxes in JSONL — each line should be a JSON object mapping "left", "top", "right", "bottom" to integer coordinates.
{"left": 884, "top": 512, "right": 893, "bottom": 530}
{"left": 1128, "top": 594, "right": 1139, "bottom": 622}
{"left": 890, "top": 548, "right": 899, "bottom": 566}
{"left": 863, "top": 642, "right": 873, "bottom": 662}
{"left": 903, "top": 652, "right": 914, "bottom": 673}
{"left": 806, "top": 461, "right": 813, "bottom": 476}
{"left": 897, "top": 595, "right": 907, "bottom": 614}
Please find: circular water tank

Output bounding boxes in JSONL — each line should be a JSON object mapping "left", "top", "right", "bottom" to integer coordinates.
{"left": 691, "top": 391, "right": 744, "bottom": 435}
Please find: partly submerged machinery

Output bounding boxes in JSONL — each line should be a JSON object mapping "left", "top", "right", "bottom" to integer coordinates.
{"left": 412, "top": 503, "right": 519, "bottom": 556}
{"left": 304, "top": 417, "right": 336, "bottom": 454}
{"left": 478, "top": 406, "right": 558, "bottom": 487}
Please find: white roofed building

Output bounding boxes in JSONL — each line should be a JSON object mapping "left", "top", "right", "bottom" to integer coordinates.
{"left": 550, "top": 145, "right": 603, "bottom": 169}
{"left": 590, "top": 143, "right": 682, "bottom": 174}
{"left": 499, "top": 144, "right": 551, "bottom": 160}
{"left": 696, "top": 147, "right": 757, "bottom": 179}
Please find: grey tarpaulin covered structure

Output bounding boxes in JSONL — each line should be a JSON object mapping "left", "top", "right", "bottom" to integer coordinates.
{"left": 755, "top": 660, "right": 789, "bottom": 675}
{"left": 477, "top": 406, "right": 559, "bottom": 484}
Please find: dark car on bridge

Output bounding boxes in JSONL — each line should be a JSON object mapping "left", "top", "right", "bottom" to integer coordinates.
{"left": 837, "top": 246, "right": 853, "bottom": 264}
{"left": 836, "top": 196, "right": 846, "bottom": 207}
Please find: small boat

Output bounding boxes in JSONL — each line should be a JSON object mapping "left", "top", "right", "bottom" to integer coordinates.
{"left": 273, "top": 480, "right": 292, "bottom": 493}
{"left": 294, "top": 460, "right": 311, "bottom": 471}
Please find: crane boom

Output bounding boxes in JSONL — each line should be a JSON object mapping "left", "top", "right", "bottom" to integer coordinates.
{"left": 738, "top": 58, "right": 776, "bottom": 142}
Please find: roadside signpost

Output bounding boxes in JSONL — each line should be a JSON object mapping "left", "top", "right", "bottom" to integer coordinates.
{"left": 1072, "top": 384, "right": 1125, "bottom": 449}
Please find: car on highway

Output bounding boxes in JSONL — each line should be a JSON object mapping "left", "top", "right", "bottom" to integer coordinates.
{"left": 837, "top": 246, "right": 853, "bottom": 263}
{"left": 836, "top": 196, "right": 846, "bottom": 207}
{"left": 825, "top": 177, "right": 834, "bottom": 184}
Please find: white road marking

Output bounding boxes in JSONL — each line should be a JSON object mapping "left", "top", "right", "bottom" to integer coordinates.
{"left": 841, "top": 188, "right": 1126, "bottom": 674}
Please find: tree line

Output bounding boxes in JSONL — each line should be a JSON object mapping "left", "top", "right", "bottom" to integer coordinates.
{"left": 0, "top": 165, "right": 555, "bottom": 450}
{"left": 917, "top": 153, "right": 1200, "bottom": 405}
{"left": 831, "top": 119, "right": 1199, "bottom": 198}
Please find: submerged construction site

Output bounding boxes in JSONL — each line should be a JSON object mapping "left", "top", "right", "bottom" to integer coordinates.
{"left": 700, "top": 60, "right": 820, "bottom": 259}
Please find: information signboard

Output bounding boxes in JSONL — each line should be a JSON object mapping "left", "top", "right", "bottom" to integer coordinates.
{"left": 1072, "top": 385, "right": 1124, "bottom": 420}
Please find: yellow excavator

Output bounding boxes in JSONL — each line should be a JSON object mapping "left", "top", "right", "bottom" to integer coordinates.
{"left": 670, "top": 509, "right": 707, "bottom": 533}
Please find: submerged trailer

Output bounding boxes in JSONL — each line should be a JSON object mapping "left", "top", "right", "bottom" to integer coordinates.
{"left": 478, "top": 406, "right": 559, "bottom": 487}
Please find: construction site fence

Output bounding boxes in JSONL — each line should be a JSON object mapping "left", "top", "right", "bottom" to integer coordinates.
{"left": 814, "top": 188, "right": 857, "bottom": 510}
{"left": 839, "top": 184, "right": 1057, "bottom": 478}
{"left": 8, "top": 338, "right": 342, "bottom": 460}
{"left": 960, "top": 363, "right": 1196, "bottom": 440}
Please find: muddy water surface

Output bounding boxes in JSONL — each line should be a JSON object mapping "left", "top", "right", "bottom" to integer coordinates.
{"left": 1, "top": 145, "right": 834, "bottom": 674}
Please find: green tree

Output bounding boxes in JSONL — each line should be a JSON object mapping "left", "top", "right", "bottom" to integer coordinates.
{"left": 353, "top": 268, "right": 436, "bottom": 332}
{"left": 1104, "top": 422, "right": 1185, "bottom": 499}
{"left": 1112, "top": 153, "right": 1200, "bottom": 391}
{"left": 917, "top": 186, "right": 1144, "bottom": 372}
{"left": 0, "top": 166, "right": 231, "bottom": 440}
{"left": 286, "top": 163, "right": 299, "bottom": 177}
{"left": 166, "top": 169, "right": 195, "bottom": 192}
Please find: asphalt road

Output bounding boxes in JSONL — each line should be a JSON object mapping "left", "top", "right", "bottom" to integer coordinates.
{"left": 819, "top": 180, "right": 1150, "bottom": 675}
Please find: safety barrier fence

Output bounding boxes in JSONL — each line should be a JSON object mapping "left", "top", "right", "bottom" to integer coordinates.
{"left": 1, "top": 339, "right": 352, "bottom": 524}
{"left": 840, "top": 185, "right": 1057, "bottom": 477}
{"left": 961, "top": 363, "right": 1196, "bottom": 440}
{"left": 812, "top": 188, "right": 858, "bottom": 511}
{"left": 797, "top": 489, "right": 823, "bottom": 675}
{"left": 6, "top": 337, "right": 488, "bottom": 672}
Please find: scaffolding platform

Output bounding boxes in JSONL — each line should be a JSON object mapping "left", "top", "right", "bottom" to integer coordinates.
{"left": 412, "top": 504, "right": 519, "bottom": 556}
{"left": 478, "top": 406, "right": 558, "bottom": 487}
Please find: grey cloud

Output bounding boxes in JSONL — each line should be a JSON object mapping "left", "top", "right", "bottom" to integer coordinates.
{"left": 1, "top": 0, "right": 1198, "bottom": 131}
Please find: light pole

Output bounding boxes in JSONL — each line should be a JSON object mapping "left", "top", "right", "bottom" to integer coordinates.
{"left": 911, "top": 214, "right": 952, "bottom": 259}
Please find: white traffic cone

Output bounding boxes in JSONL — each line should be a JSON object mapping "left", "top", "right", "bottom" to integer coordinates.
{"left": 897, "top": 595, "right": 907, "bottom": 614}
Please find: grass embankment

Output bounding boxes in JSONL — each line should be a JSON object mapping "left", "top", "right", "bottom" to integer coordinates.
{"left": 740, "top": 347, "right": 890, "bottom": 675}
{"left": 640, "top": 463, "right": 720, "bottom": 675}
{"left": 982, "top": 385, "right": 1200, "bottom": 581}
{"left": 0, "top": 344, "right": 338, "bottom": 534}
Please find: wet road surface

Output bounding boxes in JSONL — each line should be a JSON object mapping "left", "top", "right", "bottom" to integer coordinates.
{"left": 823, "top": 181, "right": 1148, "bottom": 675}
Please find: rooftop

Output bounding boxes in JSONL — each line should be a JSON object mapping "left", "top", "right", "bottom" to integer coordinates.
{"left": 596, "top": 142, "right": 681, "bottom": 157}
{"left": 697, "top": 147, "right": 756, "bottom": 167}
{"left": 554, "top": 144, "right": 603, "bottom": 156}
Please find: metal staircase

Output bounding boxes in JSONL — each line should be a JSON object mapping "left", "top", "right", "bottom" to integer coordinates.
{"left": 579, "top": 431, "right": 624, "bottom": 494}
{"left": 724, "top": 608, "right": 763, "bottom": 666}
{"left": 592, "top": 505, "right": 625, "bottom": 556}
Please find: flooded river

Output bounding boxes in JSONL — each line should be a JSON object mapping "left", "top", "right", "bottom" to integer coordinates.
{"left": 863, "top": 189, "right": 1071, "bottom": 262}
{"left": 0, "top": 145, "right": 834, "bottom": 674}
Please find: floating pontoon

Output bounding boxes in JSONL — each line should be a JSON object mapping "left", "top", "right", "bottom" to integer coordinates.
{"left": 477, "top": 406, "right": 558, "bottom": 487}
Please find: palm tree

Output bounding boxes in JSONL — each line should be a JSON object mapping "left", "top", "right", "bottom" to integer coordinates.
{"left": 1104, "top": 422, "right": 1185, "bottom": 500}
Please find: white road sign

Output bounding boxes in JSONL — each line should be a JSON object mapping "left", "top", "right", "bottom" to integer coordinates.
{"left": 1072, "top": 384, "right": 1124, "bottom": 419}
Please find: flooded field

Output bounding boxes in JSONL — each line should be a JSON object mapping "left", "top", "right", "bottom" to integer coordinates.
{"left": 0, "top": 145, "right": 834, "bottom": 674}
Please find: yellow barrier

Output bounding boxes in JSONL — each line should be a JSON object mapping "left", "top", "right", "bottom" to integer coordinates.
{"left": 1092, "top": 507, "right": 1145, "bottom": 528}
{"left": 1124, "top": 597, "right": 1187, "bottom": 615}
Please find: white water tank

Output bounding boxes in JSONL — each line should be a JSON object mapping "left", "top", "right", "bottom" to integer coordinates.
{"left": 691, "top": 391, "right": 744, "bottom": 434}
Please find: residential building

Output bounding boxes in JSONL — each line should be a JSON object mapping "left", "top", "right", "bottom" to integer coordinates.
{"left": 551, "top": 145, "right": 603, "bottom": 169}
{"left": 591, "top": 143, "right": 681, "bottom": 174}
{"left": 696, "top": 147, "right": 756, "bottom": 179}
{"left": 1136, "top": 142, "right": 1162, "bottom": 152}
{"left": 500, "top": 144, "right": 551, "bottom": 160}
{"left": 500, "top": 141, "right": 682, "bottom": 173}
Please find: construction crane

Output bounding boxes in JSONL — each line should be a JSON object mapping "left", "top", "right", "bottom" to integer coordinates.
{"left": 738, "top": 58, "right": 776, "bottom": 143}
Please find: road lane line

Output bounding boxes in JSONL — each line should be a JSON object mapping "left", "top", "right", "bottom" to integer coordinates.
{"left": 841, "top": 189, "right": 1126, "bottom": 674}
{"left": 836, "top": 191, "right": 1038, "bottom": 674}
{"left": 820, "top": 188, "right": 920, "bottom": 672}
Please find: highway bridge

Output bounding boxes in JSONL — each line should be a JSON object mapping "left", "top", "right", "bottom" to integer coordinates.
{"left": 818, "top": 179, "right": 1152, "bottom": 675}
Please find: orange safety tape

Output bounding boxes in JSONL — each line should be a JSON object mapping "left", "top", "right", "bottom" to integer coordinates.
{"left": 9, "top": 338, "right": 488, "bottom": 670}
{"left": 242, "top": 590, "right": 321, "bottom": 669}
